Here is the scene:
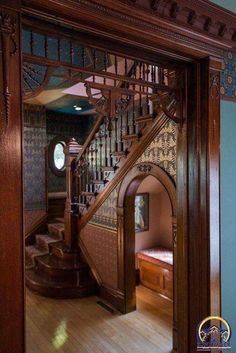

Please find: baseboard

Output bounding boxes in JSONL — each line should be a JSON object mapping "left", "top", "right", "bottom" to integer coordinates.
{"left": 99, "top": 284, "right": 125, "bottom": 313}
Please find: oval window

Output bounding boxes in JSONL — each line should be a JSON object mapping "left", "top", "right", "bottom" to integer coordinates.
{"left": 53, "top": 142, "right": 65, "bottom": 170}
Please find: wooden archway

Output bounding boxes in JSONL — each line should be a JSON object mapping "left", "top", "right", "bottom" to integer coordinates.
{"left": 117, "top": 162, "right": 177, "bottom": 351}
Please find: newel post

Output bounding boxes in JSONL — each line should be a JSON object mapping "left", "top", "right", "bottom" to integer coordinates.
{"left": 64, "top": 138, "right": 82, "bottom": 250}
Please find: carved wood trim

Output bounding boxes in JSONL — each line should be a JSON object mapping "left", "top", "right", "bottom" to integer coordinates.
{"left": 116, "top": 161, "right": 177, "bottom": 341}
{"left": 0, "top": 11, "right": 17, "bottom": 134}
{"left": 22, "top": 0, "right": 236, "bottom": 59}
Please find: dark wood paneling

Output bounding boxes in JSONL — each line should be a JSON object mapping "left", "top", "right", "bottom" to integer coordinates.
{"left": 48, "top": 193, "right": 66, "bottom": 219}
{"left": 0, "top": 3, "right": 24, "bottom": 353}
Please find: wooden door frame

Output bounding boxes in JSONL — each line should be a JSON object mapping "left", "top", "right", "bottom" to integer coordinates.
{"left": 0, "top": 1, "right": 224, "bottom": 352}
{"left": 117, "top": 163, "right": 177, "bottom": 350}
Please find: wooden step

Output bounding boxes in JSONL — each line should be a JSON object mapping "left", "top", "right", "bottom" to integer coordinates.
{"left": 47, "top": 222, "right": 64, "bottom": 239}
{"left": 111, "top": 150, "right": 128, "bottom": 157}
{"left": 50, "top": 241, "right": 79, "bottom": 260}
{"left": 35, "top": 254, "right": 89, "bottom": 280}
{"left": 35, "top": 234, "right": 61, "bottom": 251}
{"left": 135, "top": 114, "right": 153, "bottom": 124}
{"left": 25, "top": 245, "right": 48, "bottom": 265}
{"left": 81, "top": 191, "right": 96, "bottom": 197}
{"left": 25, "top": 268, "right": 97, "bottom": 299}
{"left": 122, "top": 133, "right": 139, "bottom": 141}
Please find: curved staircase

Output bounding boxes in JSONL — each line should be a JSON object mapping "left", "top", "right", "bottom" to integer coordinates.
{"left": 25, "top": 218, "right": 97, "bottom": 298}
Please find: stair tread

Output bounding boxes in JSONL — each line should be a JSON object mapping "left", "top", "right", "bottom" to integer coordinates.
{"left": 26, "top": 268, "right": 95, "bottom": 289}
{"left": 36, "top": 254, "right": 88, "bottom": 271}
{"left": 36, "top": 234, "right": 62, "bottom": 245}
{"left": 81, "top": 191, "right": 96, "bottom": 196}
{"left": 25, "top": 245, "right": 48, "bottom": 258}
{"left": 111, "top": 151, "right": 127, "bottom": 157}
{"left": 135, "top": 114, "right": 153, "bottom": 123}
{"left": 47, "top": 222, "right": 64, "bottom": 239}
{"left": 54, "top": 217, "right": 64, "bottom": 223}
{"left": 122, "top": 133, "right": 139, "bottom": 140}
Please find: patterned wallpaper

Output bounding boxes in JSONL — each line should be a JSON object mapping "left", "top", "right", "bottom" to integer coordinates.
{"left": 89, "top": 187, "right": 119, "bottom": 230}
{"left": 136, "top": 120, "right": 177, "bottom": 181}
{"left": 47, "top": 112, "right": 96, "bottom": 193}
{"left": 24, "top": 105, "right": 47, "bottom": 210}
{"left": 221, "top": 51, "right": 236, "bottom": 101}
{"left": 81, "top": 224, "right": 118, "bottom": 288}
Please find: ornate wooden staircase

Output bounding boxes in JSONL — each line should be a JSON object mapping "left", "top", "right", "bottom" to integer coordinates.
{"left": 25, "top": 61, "right": 182, "bottom": 299}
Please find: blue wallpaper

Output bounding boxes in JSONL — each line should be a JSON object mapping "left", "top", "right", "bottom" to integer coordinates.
{"left": 221, "top": 51, "right": 236, "bottom": 100}
{"left": 24, "top": 105, "right": 47, "bottom": 210}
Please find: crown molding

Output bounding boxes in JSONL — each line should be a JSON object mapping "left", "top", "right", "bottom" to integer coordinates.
{"left": 22, "top": 0, "right": 236, "bottom": 59}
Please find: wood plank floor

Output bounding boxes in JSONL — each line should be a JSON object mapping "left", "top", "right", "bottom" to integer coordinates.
{"left": 26, "top": 285, "right": 173, "bottom": 353}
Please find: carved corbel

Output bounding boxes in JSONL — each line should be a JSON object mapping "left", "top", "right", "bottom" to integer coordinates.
{"left": 151, "top": 92, "right": 183, "bottom": 125}
{"left": 0, "top": 12, "right": 17, "bottom": 134}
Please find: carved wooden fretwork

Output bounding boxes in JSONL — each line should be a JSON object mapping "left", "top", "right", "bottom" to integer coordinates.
{"left": 85, "top": 82, "right": 134, "bottom": 118}
{"left": 0, "top": 11, "right": 17, "bottom": 134}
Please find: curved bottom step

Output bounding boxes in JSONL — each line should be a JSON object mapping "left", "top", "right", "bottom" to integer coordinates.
{"left": 26, "top": 268, "right": 98, "bottom": 299}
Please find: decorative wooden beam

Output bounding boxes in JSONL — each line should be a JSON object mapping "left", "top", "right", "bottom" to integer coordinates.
{"left": 0, "top": 11, "right": 17, "bottom": 134}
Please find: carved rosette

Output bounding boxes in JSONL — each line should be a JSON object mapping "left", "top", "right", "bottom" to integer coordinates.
{"left": 0, "top": 11, "right": 17, "bottom": 134}
{"left": 137, "top": 164, "right": 153, "bottom": 173}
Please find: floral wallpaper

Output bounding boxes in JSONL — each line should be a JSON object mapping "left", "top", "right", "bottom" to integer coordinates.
{"left": 221, "top": 51, "right": 236, "bottom": 101}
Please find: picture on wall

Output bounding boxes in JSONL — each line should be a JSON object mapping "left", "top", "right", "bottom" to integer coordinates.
{"left": 135, "top": 193, "right": 149, "bottom": 232}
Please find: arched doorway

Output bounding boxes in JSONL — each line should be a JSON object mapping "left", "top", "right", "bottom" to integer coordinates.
{"left": 117, "top": 162, "right": 177, "bottom": 351}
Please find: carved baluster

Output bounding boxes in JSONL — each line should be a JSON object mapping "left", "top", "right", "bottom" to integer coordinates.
{"left": 0, "top": 12, "right": 17, "bottom": 133}
{"left": 70, "top": 41, "right": 74, "bottom": 64}
{"left": 64, "top": 139, "right": 82, "bottom": 250}
{"left": 82, "top": 46, "right": 85, "bottom": 67}
{"left": 120, "top": 113, "right": 124, "bottom": 152}
{"left": 108, "top": 118, "right": 113, "bottom": 167}
{"left": 104, "top": 117, "right": 108, "bottom": 167}
{"left": 44, "top": 34, "right": 48, "bottom": 58}
{"left": 95, "top": 135, "right": 98, "bottom": 180}
{"left": 57, "top": 38, "right": 61, "bottom": 61}
{"left": 132, "top": 94, "right": 136, "bottom": 134}
{"left": 125, "top": 111, "right": 129, "bottom": 135}
{"left": 30, "top": 30, "right": 34, "bottom": 55}
{"left": 104, "top": 52, "right": 107, "bottom": 85}
{"left": 151, "top": 65, "right": 155, "bottom": 83}
{"left": 93, "top": 48, "right": 96, "bottom": 70}
{"left": 90, "top": 144, "right": 94, "bottom": 182}
{"left": 125, "top": 58, "right": 128, "bottom": 76}
{"left": 99, "top": 128, "right": 103, "bottom": 180}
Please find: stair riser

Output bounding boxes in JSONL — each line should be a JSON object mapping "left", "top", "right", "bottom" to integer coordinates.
{"left": 36, "top": 237, "right": 60, "bottom": 251}
{"left": 35, "top": 260, "right": 90, "bottom": 282}
{"left": 47, "top": 224, "right": 64, "bottom": 239}
{"left": 50, "top": 244, "right": 80, "bottom": 261}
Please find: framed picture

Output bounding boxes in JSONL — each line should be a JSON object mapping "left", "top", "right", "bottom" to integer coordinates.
{"left": 135, "top": 193, "right": 149, "bottom": 232}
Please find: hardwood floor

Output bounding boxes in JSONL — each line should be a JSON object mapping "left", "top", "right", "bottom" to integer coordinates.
{"left": 26, "top": 285, "right": 173, "bottom": 353}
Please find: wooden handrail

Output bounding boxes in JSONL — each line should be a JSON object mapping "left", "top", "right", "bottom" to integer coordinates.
{"left": 78, "top": 107, "right": 173, "bottom": 230}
